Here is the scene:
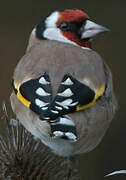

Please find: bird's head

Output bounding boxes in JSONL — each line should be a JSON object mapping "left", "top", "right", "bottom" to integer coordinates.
{"left": 33, "top": 9, "right": 109, "bottom": 49}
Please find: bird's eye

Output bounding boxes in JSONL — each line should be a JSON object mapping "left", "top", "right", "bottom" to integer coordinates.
{"left": 58, "top": 22, "right": 70, "bottom": 31}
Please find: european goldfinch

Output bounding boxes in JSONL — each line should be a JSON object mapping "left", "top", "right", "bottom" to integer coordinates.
{"left": 10, "top": 9, "right": 117, "bottom": 157}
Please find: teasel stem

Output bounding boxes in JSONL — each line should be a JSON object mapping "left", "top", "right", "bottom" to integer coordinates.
{"left": 0, "top": 102, "right": 80, "bottom": 180}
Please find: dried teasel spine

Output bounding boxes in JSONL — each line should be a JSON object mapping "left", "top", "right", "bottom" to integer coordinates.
{"left": 0, "top": 103, "right": 80, "bottom": 180}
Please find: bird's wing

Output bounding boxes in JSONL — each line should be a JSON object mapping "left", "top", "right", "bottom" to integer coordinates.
{"left": 12, "top": 73, "right": 52, "bottom": 117}
{"left": 12, "top": 73, "right": 105, "bottom": 121}
{"left": 12, "top": 72, "right": 105, "bottom": 141}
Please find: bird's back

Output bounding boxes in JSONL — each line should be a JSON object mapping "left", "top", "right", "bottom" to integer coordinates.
{"left": 13, "top": 40, "right": 106, "bottom": 97}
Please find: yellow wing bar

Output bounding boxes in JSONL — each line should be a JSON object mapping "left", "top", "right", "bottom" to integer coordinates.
{"left": 76, "top": 84, "right": 105, "bottom": 111}
{"left": 14, "top": 82, "right": 31, "bottom": 108}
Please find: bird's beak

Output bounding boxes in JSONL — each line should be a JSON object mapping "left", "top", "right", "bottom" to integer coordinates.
{"left": 81, "top": 20, "right": 110, "bottom": 40}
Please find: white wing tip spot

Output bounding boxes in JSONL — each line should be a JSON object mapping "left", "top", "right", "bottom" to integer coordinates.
{"left": 56, "top": 99, "right": 78, "bottom": 108}
{"left": 59, "top": 117, "right": 75, "bottom": 126}
{"left": 55, "top": 106, "right": 63, "bottom": 110}
{"left": 36, "top": 87, "right": 50, "bottom": 96}
{"left": 58, "top": 88, "right": 73, "bottom": 97}
{"left": 53, "top": 131, "right": 64, "bottom": 137}
{"left": 51, "top": 110, "right": 59, "bottom": 114}
{"left": 39, "top": 77, "right": 50, "bottom": 85}
{"left": 43, "top": 117, "right": 50, "bottom": 120}
{"left": 35, "top": 99, "right": 48, "bottom": 107}
{"left": 65, "top": 132, "right": 77, "bottom": 141}
{"left": 41, "top": 107, "right": 48, "bottom": 110}
{"left": 61, "top": 78, "right": 73, "bottom": 85}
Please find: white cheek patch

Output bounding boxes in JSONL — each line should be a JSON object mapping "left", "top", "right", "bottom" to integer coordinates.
{"left": 43, "top": 27, "right": 91, "bottom": 49}
{"left": 45, "top": 11, "right": 59, "bottom": 28}
{"left": 31, "top": 11, "right": 91, "bottom": 50}
{"left": 43, "top": 28, "right": 77, "bottom": 46}
{"left": 32, "top": 25, "right": 90, "bottom": 50}
{"left": 38, "top": 11, "right": 92, "bottom": 49}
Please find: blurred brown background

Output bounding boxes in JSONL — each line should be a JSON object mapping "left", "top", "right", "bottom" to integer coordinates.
{"left": 0, "top": 0, "right": 125, "bottom": 179}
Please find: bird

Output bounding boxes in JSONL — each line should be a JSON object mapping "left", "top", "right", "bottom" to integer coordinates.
{"left": 10, "top": 9, "right": 117, "bottom": 158}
